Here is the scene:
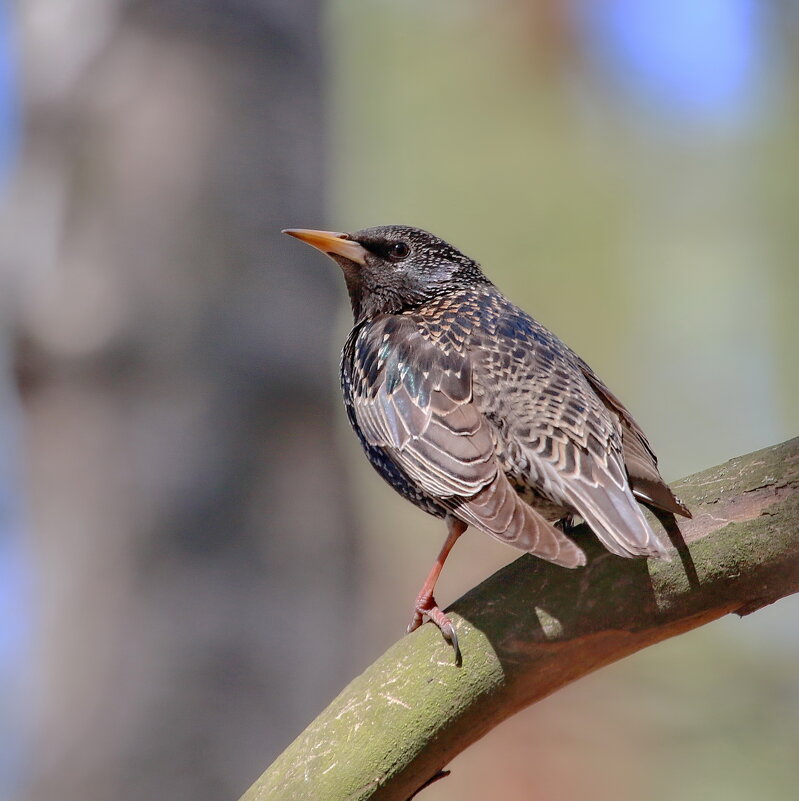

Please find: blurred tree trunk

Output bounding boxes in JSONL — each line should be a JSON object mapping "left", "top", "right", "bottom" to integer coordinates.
{"left": 4, "top": 2, "right": 357, "bottom": 800}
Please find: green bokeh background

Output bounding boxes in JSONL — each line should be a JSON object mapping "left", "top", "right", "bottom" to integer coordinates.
{"left": 326, "top": 3, "right": 799, "bottom": 799}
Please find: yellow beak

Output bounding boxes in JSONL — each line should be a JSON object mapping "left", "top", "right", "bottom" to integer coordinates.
{"left": 282, "top": 228, "right": 368, "bottom": 265}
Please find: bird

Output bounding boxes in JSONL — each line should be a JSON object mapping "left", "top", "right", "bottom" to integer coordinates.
{"left": 283, "top": 225, "right": 690, "bottom": 662}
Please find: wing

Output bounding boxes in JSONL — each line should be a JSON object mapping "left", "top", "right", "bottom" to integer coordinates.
{"left": 346, "top": 315, "right": 585, "bottom": 568}
{"left": 472, "top": 303, "right": 671, "bottom": 560}
{"left": 576, "top": 356, "right": 691, "bottom": 518}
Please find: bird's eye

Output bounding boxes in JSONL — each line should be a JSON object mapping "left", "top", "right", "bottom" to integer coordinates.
{"left": 388, "top": 241, "right": 410, "bottom": 261}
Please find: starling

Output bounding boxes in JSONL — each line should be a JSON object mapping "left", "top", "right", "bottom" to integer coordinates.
{"left": 283, "top": 225, "right": 690, "bottom": 661}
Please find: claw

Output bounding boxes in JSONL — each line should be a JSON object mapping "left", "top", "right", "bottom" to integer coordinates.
{"left": 407, "top": 614, "right": 422, "bottom": 634}
{"left": 408, "top": 597, "right": 461, "bottom": 664}
{"left": 406, "top": 518, "right": 465, "bottom": 664}
{"left": 439, "top": 620, "right": 461, "bottom": 666}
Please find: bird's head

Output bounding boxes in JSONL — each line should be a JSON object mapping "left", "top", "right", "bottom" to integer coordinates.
{"left": 282, "top": 225, "right": 491, "bottom": 322}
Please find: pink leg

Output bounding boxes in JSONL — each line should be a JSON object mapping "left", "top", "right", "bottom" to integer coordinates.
{"left": 407, "top": 516, "right": 467, "bottom": 662}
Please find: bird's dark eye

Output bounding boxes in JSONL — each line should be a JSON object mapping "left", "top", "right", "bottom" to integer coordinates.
{"left": 388, "top": 241, "right": 410, "bottom": 261}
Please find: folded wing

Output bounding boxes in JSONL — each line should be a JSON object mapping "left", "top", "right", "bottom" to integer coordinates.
{"left": 576, "top": 355, "right": 691, "bottom": 518}
{"left": 347, "top": 315, "right": 585, "bottom": 567}
{"left": 471, "top": 306, "right": 672, "bottom": 560}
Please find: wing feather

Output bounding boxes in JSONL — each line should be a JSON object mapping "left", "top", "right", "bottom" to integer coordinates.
{"left": 576, "top": 357, "right": 691, "bottom": 518}
{"left": 470, "top": 298, "right": 672, "bottom": 560}
{"left": 346, "top": 315, "right": 584, "bottom": 565}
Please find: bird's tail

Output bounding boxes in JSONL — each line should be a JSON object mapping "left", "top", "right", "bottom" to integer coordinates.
{"left": 562, "top": 479, "right": 671, "bottom": 561}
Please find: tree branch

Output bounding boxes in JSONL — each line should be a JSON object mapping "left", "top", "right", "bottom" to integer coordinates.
{"left": 241, "top": 438, "right": 799, "bottom": 801}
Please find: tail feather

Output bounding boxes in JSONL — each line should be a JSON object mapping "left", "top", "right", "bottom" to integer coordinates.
{"left": 622, "top": 428, "right": 692, "bottom": 518}
{"left": 562, "top": 479, "right": 671, "bottom": 561}
{"left": 632, "top": 477, "right": 692, "bottom": 519}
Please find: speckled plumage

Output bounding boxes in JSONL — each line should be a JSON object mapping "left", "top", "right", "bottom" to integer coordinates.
{"left": 285, "top": 224, "right": 690, "bottom": 654}
{"left": 341, "top": 278, "right": 690, "bottom": 568}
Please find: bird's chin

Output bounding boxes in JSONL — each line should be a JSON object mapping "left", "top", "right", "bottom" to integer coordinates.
{"left": 332, "top": 258, "right": 367, "bottom": 320}
{"left": 330, "top": 253, "right": 362, "bottom": 272}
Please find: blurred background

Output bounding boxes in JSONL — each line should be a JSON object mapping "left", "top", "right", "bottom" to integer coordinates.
{"left": 1, "top": 1, "right": 797, "bottom": 800}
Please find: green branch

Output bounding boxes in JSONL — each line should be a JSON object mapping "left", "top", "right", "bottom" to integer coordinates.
{"left": 241, "top": 438, "right": 799, "bottom": 801}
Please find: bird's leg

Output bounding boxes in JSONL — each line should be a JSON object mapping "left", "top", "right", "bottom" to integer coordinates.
{"left": 407, "top": 516, "right": 466, "bottom": 662}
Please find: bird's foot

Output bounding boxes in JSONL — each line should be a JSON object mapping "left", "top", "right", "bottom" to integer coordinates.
{"left": 407, "top": 593, "right": 461, "bottom": 665}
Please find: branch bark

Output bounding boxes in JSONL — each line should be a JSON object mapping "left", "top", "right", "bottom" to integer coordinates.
{"left": 241, "top": 438, "right": 799, "bottom": 801}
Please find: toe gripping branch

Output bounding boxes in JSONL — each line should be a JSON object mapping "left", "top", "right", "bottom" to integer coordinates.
{"left": 407, "top": 516, "right": 466, "bottom": 665}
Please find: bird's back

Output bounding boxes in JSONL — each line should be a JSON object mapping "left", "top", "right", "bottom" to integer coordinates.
{"left": 405, "top": 286, "right": 687, "bottom": 556}
{"left": 341, "top": 282, "right": 687, "bottom": 564}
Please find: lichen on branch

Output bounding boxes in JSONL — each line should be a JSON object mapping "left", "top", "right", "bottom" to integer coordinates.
{"left": 241, "top": 438, "right": 799, "bottom": 801}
